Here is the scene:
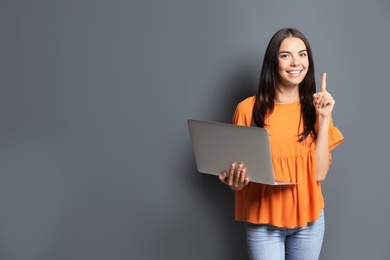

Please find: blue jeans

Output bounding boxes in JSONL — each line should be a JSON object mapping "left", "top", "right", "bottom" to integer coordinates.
{"left": 245, "top": 210, "right": 325, "bottom": 260}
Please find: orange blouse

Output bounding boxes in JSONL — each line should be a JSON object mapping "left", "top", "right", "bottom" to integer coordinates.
{"left": 233, "top": 96, "right": 344, "bottom": 228}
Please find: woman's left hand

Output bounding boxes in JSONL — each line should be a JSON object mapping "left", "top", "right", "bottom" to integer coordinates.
{"left": 313, "top": 73, "right": 335, "bottom": 118}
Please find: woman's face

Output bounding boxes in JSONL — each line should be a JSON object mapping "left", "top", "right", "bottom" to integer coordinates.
{"left": 277, "top": 37, "right": 309, "bottom": 88}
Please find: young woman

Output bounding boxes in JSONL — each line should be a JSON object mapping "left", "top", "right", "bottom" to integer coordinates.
{"left": 218, "top": 28, "right": 344, "bottom": 259}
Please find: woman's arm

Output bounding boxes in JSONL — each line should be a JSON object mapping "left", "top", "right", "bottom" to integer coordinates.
{"left": 313, "top": 73, "right": 335, "bottom": 181}
{"left": 315, "top": 117, "right": 331, "bottom": 181}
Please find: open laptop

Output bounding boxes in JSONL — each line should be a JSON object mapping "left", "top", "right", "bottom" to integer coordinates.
{"left": 187, "top": 119, "right": 296, "bottom": 185}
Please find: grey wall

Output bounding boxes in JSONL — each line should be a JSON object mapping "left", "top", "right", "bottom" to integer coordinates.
{"left": 1, "top": 0, "right": 389, "bottom": 259}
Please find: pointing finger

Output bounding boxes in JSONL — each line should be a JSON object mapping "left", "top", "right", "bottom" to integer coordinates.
{"left": 321, "top": 72, "right": 327, "bottom": 93}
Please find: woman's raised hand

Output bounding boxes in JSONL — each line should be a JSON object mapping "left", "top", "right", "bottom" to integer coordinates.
{"left": 313, "top": 73, "right": 335, "bottom": 118}
{"left": 219, "top": 163, "right": 250, "bottom": 190}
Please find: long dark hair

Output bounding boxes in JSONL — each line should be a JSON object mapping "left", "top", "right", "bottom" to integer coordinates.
{"left": 252, "top": 28, "right": 317, "bottom": 141}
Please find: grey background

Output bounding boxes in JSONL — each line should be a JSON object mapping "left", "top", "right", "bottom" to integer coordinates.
{"left": 0, "top": 0, "right": 389, "bottom": 259}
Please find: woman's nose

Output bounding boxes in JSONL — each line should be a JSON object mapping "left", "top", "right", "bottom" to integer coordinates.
{"left": 291, "top": 57, "right": 300, "bottom": 66}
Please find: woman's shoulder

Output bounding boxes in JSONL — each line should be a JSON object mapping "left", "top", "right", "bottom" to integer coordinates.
{"left": 232, "top": 96, "right": 256, "bottom": 126}
{"left": 236, "top": 96, "right": 256, "bottom": 110}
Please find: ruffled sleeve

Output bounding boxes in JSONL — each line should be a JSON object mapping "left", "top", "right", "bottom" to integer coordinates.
{"left": 329, "top": 117, "right": 344, "bottom": 151}
{"left": 232, "top": 96, "right": 255, "bottom": 127}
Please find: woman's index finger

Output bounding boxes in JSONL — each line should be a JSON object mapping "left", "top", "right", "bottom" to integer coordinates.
{"left": 321, "top": 72, "right": 327, "bottom": 92}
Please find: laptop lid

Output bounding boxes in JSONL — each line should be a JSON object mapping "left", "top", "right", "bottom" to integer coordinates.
{"left": 187, "top": 119, "right": 296, "bottom": 185}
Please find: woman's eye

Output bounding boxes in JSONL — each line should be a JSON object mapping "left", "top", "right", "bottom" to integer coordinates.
{"left": 280, "top": 54, "right": 290, "bottom": 59}
{"left": 300, "top": 52, "right": 307, "bottom": 57}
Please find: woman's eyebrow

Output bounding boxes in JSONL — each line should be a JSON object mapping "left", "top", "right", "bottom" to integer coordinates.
{"left": 279, "top": 49, "right": 307, "bottom": 54}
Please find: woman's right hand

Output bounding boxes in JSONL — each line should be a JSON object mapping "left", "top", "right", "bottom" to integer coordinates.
{"left": 219, "top": 162, "right": 250, "bottom": 190}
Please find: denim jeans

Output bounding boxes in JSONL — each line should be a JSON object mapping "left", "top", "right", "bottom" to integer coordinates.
{"left": 245, "top": 210, "right": 325, "bottom": 260}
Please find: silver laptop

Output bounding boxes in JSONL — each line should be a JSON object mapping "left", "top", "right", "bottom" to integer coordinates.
{"left": 187, "top": 119, "right": 296, "bottom": 185}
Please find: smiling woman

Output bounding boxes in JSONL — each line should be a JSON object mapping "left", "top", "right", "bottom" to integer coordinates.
{"left": 277, "top": 37, "right": 309, "bottom": 93}
{"left": 218, "top": 28, "right": 344, "bottom": 260}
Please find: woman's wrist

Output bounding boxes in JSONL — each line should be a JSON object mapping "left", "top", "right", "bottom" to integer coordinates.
{"left": 317, "top": 114, "right": 331, "bottom": 127}
{"left": 229, "top": 185, "right": 244, "bottom": 191}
